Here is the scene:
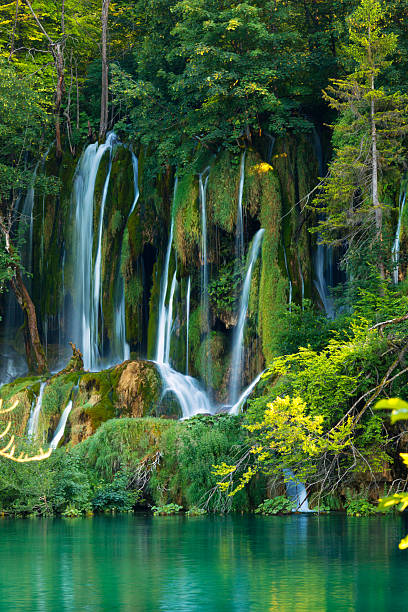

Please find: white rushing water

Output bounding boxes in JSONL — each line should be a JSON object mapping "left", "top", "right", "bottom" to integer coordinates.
{"left": 392, "top": 183, "right": 407, "bottom": 284}
{"left": 297, "top": 253, "right": 305, "bottom": 309}
{"left": 50, "top": 401, "right": 73, "bottom": 450}
{"left": 112, "top": 151, "right": 140, "bottom": 363}
{"left": 229, "top": 370, "right": 264, "bottom": 416}
{"left": 229, "top": 229, "right": 265, "bottom": 405}
{"left": 314, "top": 246, "right": 335, "bottom": 319}
{"left": 156, "top": 180, "right": 176, "bottom": 364}
{"left": 283, "top": 469, "right": 311, "bottom": 512}
{"left": 27, "top": 382, "right": 46, "bottom": 439}
{"left": 71, "top": 132, "right": 118, "bottom": 370}
{"left": 185, "top": 276, "right": 191, "bottom": 375}
{"left": 199, "top": 168, "right": 212, "bottom": 392}
{"left": 283, "top": 244, "right": 292, "bottom": 312}
{"left": 236, "top": 151, "right": 246, "bottom": 265}
{"left": 154, "top": 178, "right": 213, "bottom": 417}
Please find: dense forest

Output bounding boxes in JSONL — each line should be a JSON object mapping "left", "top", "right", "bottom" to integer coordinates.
{"left": 0, "top": 0, "right": 408, "bottom": 520}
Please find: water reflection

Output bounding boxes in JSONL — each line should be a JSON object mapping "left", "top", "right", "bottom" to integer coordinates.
{"left": 0, "top": 515, "right": 407, "bottom": 611}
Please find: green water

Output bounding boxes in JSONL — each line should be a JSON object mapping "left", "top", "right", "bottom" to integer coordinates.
{"left": 0, "top": 514, "right": 407, "bottom": 611}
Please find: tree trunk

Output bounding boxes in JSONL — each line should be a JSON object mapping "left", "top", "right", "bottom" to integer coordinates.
{"left": 99, "top": 0, "right": 110, "bottom": 141}
{"left": 0, "top": 212, "right": 48, "bottom": 374}
{"left": 371, "top": 74, "right": 381, "bottom": 238}
{"left": 54, "top": 43, "right": 65, "bottom": 158}
{"left": 10, "top": 270, "right": 48, "bottom": 374}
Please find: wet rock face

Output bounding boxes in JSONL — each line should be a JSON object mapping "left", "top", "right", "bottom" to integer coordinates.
{"left": 116, "top": 360, "right": 162, "bottom": 418}
{"left": 0, "top": 344, "right": 27, "bottom": 385}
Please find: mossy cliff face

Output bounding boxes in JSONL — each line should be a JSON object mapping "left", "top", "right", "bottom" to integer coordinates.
{"left": 13, "top": 132, "right": 322, "bottom": 396}
{"left": 0, "top": 359, "right": 163, "bottom": 448}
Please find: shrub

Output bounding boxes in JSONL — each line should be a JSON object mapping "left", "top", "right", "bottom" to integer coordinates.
{"left": 152, "top": 503, "right": 183, "bottom": 516}
{"left": 255, "top": 496, "right": 295, "bottom": 515}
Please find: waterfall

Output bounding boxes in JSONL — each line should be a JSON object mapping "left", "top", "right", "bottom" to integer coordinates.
{"left": 154, "top": 179, "right": 213, "bottom": 418}
{"left": 198, "top": 168, "right": 212, "bottom": 391}
{"left": 314, "top": 246, "right": 335, "bottom": 319}
{"left": 70, "top": 132, "right": 117, "bottom": 370}
{"left": 283, "top": 244, "right": 292, "bottom": 311}
{"left": 156, "top": 179, "right": 176, "bottom": 364}
{"left": 236, "top": 151, "right": 246, "bottom": 265}
{"left": 27, "top": 382, "right": 46, "bottom": 439}
{"left": 229, "top": 370, "right": 264, "bottom": 416}
{"left": 283, "top": 469, "right": 311, "bottom": 512}
{"left": 111, "top": 151, "right": 140, "bottom": 363}
{"left": 93, "top": 145, "right": 116, "bottom": 362}
{"left": 297, "top": 253, "right": 305, "bottom": 310}
{"left": 50, "top": 401, "right": 73, "bottom": 450}
{"left": 392, "top": 183, "right": 407, "bottom": 284}
{"left": 164, "top": 271, "right": 177, "bottom": 365}
{"left": 229, "top": 229, "right": 265, "bottom": 405}
{"left": 185, "top": 276, "right": 191, "bottom": 375}
{"left": 311, "top": 126, "right": 335, "bottom": 319}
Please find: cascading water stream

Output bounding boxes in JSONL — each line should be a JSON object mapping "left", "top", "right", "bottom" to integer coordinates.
{"left": 27, "top": 382, "right": 46, "bottom": 439}
{"left": 297, "top": 253, "right": 305, "bottom": 309}
{"left": 229, "top": 229, "right": 265, "bottom": 405}
{"left": 283, "top": 469, "right": 311, "bottom": 512}
{"left": 312, "top": 127, "right": 335, "bottom": 318}
{"left": 164, "top": 271, "right": 177, "bottom": 365}
{"left": 198, "top": 168, "right": 212, "bottom": 393}
{"left": 314, "top": 247, "right": 335, "bottom": 319}
{"left": 93, "top": 142, "right": 117, "bottom": 362}
{"left": 156, "top": 180, "right": 176, "bottom": 364}
{"left": 283, "top": 244, "right": 292, "bottom": 311}
{"left": 235, "top": 151, "right": 246, "bottom": 266}
{"left": 70, "top": 132, "right": 117, "bottom": 370}
{"left": 112, "top": 151, "right": 140, "bottom": 363}
{"left": 50, "top": 401, "right": 73, "bottom": 450}
{"left": 185, "top": 277, "right": 191, "bottom": 375}
{"left": 229, "top": 370, "right": 264, "bottom": 416}
{"left": 154, "top": 179, "right": 213, "bottom": 418}
{"left": 392, "top": 183, "right": 407, "bottom": 284}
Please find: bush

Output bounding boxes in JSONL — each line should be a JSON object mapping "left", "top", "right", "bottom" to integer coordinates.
{"left": 91, "top": 469, "right": 141, "bottom": 513}
{"left": 152, "top": 503, "right": 183, "bottom": 516}
{"left": 344, "top": 492, "right": 377, "bottom": 516}
{"left": 186, "top": 506, "right": 207, "bottom": 516}
{"left": 255, "top": 496, "right": 295, "bottom": 515}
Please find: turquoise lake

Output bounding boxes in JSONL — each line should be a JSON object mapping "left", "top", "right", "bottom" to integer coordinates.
{"left": 1, "top": 514, "right": 407, "bottom": 611}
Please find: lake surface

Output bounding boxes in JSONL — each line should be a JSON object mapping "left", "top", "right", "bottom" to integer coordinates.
{"left": 0, "top": 514, "right": 407, "bottom": 611}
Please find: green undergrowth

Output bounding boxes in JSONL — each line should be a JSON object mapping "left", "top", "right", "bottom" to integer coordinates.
{"left": 0, "top": 414, "right": 264, "bottom": 516}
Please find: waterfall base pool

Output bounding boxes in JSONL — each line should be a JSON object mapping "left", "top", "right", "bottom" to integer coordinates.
{"left": 1, "top": 514, "right": 407, "bottom": 611}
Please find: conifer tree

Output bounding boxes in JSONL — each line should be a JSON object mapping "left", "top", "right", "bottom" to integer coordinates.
{"left": 315, "top": 0, "right": 408, "bottom": 271}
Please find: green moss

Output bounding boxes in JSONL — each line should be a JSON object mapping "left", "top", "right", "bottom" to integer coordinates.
{"left": 197, "top": 332, "right": 227, "bottom": 392}
{"left": 258, "top": 169, "right": 288, "bottom": 363}
{"left": 207, "top": 150, "right": 240, "bottom": 233}
{"left": 174, "top": 173, "right": 200, "bottom": 264}
{"left": 76, "top": 417, "right": 179, "bottom": 480}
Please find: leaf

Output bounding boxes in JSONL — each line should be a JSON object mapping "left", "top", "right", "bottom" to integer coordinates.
{"left": 375, "top": 398, "right": 408, "bottom": 423}
{"left": 399, "top": 535, "right": 408, "bottom": 550}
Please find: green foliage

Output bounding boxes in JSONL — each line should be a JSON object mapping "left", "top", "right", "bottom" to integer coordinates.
{"left": 208, "top": 262, "right": 240, "bottom": 312}
{"left": 255, "top": 496, "right": 294, "bottom": 515}
{"left": 186, "top": 505, "right": 207, "bottom": 516}
{"left": 270, "top": 300, "right": 337, "bottom": 356}
{"left": 92, "top": 469, "right": 141, "bottom": 513}
{"left": 314, "top": 0, "right": 408, "bottom": 263}
{"left": 344, "top": 491, "right": 377, "bottom": 516}
{"left": 152, "top": 503, "right": 183, "bottom": 516}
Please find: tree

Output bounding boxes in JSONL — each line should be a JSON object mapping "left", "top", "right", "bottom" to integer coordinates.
{"left": 0, "top": 62, "right": 57, "bottom": 373}
{"left": 314, "top": 0, "right": 408, "bottom": 273}
{"left": 99, "top": 0, "right": 110, "bottom": 141}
